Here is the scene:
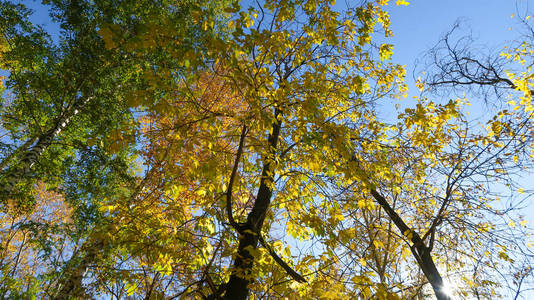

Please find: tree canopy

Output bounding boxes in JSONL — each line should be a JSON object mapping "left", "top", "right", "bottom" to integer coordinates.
{"left": 0, "top": 0, "right": 533, "bottom": 299}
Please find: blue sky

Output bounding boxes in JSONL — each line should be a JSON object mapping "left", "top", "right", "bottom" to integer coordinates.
{"left": 387, "top": 0, "right": 518, "bottom": 80}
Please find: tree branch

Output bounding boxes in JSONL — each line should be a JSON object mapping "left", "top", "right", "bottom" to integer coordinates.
{"left": 258, "top": 234, "right": 306, "bottom": 283}
{"left": 226, "top": 124, "right": 247, "bottom": 232}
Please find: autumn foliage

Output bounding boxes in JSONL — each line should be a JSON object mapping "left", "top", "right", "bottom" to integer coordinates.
{"left": 0, "top": 0, "right": 533, "bottom": 299}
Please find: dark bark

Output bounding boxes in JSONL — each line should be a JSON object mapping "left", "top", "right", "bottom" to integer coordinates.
{"left": 226, "top": 125, "right": 248, "bottom": 230}
{"left": 370, "top": 189, "right": 450, "bottom": 300}
{"left": 423, "top": 22, "right": 533, "bottom": 99}
{"left": 223, "top": 109, "right": 281, "bottom": 300}
{"left": 257, "top": 234, "right": 306, "bottom": 283}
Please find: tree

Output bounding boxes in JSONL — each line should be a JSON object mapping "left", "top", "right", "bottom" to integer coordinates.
{"left": 0, "top": 183, "right": 73, "bottom": 297}
{"left": 92, "top": 0, "right": 407, "bottom": 298}
{"left": 2, "top": 0, "right": 534, "bottom": 299}
{"left": 0, "top": 0, "right": 229, "bottom": 203}
{"left": 0, "top": 0, "right": 230, "bottom": 298}
{"left": 0, "top": 0, "right": 135, "bottom": 206}
{"left": 199, "top": 1, "right": 405, "bottom": 298}
{"left": 412, "top": 13, "right": 534, "bottom": 299}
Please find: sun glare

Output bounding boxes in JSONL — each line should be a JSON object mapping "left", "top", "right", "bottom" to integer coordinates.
{"left": 442, "top": 281, "right": 455, "bottom": 298}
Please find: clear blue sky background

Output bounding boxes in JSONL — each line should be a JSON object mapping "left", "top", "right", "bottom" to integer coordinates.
{"left": 387, "top": 0, "right": 518, "bottom": 70}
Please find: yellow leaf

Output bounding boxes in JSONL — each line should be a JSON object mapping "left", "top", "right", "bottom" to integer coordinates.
{"left": 98, "top": 205, "right": 115, "bottom": 213}
{"left": 415, "top": 77, "right": 425, "bottom": 91}
{"left": 379, "top": 43, "right": 393, "bottom": 61}
{"left": 373, "top": 240, "right": 384, "bottom": 249}
{"left": 125, "top": 282, "right": 138, "bottom": 296}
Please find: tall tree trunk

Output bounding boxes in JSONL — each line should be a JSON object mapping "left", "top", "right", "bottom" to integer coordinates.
{"left": 370, "top": 189, "right": 450, "bottom": 300}
{"left": 1, "top": 97, "right": 91, "bottom": 197}
{"left": 52, "top": 166, "right": 152, "bottom": 299}
{"left": 417, "top": 247, "right": 449, "bottom": 300}
{"left": 223, "top": 110, "right": 281, "bottom": 300}
{"left": 53, "top": 238, "right": 104, "bottom": 300}
{"left": 0, "top": 136, "right": 36, "bottom": 172}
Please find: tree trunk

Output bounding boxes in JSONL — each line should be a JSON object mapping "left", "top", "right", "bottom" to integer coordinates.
{"left": 1, "top": 97, "right": 91, "bottom": 197}
{"left": 0, "top": 136, "right": 36, "bottom": 172}
{"left": 370, "top": 189, "right": 450, "bottom": 300}
{"left": 418, "top": 248, "right": 450, "bottom": 300}
{"left": 223, "top": 110, "right": 281, "bottom": 300}
{"left": 53, "top": 238, "right": 104, "bottom": 300}
{"left": 53, "top": 167, "right": 146, "bottom": 299}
